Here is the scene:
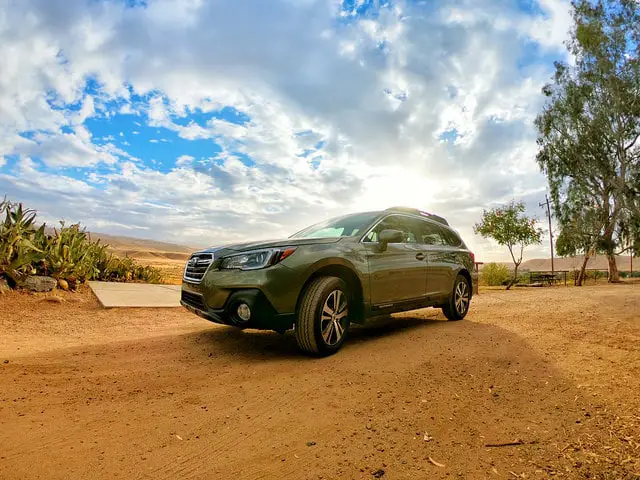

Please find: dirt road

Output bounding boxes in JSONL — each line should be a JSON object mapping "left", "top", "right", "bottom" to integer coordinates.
{"left": 1, "top": 284, "right": 639, "bottom": 479}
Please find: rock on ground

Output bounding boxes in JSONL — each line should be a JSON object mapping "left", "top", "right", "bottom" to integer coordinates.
{"left": 22, "top": 276, "right": 57, "bottom": 292}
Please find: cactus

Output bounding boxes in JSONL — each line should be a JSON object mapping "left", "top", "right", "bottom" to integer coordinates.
{"left": 0, "top": 198, "right": 164, "bottom": 287}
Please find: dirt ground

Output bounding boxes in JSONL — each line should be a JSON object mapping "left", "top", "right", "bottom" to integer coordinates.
{"left": 1, "top": 283, "right": 639, "bottom": 479}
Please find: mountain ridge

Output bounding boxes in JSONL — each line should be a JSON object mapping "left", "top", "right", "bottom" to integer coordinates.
{"left": 479, "top": 255, "right": 635, "bottom": 272}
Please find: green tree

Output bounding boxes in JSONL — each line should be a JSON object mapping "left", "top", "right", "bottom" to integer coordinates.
{"left": 474, "top": 201, "right": 543, "bottom": 290}
{"left": 535, "top": 0, "right": 640, "bottom": 282}
{"left": 553, "top": 186, "right": 602, "bottom": 285}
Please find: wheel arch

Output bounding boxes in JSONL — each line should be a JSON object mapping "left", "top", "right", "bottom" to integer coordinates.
{"left": 296, "top": 260, "right": 365, "bottom": 323}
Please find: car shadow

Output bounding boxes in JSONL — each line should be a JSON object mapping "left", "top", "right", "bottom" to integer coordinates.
{"left": 348, "top": 315, "right": 446, "bottom": 343}
{"left": 184, "top": 313, "right": 449, "bottom": 362}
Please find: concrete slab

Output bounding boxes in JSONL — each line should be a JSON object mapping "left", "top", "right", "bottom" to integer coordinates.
{"left": 88, "top": 282, "right": 182, "bottom": 308}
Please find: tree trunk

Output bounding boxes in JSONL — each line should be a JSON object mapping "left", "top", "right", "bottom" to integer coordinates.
{"left": 506, "top": 264, "right": 519, "bottom": 290}
{"left": 576, "top": 251, "right": 591, "bottom": 286}
{"left": 607, "top": 254, "right": 620, "bottom": 282}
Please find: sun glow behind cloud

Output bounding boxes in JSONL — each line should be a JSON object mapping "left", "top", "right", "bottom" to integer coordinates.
{"left": 0, "top": 0, "right": 572, "bottom": 260}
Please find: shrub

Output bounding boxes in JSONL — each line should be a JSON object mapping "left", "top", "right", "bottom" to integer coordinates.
{"left": 0, "top": 198, "right": 164, "bottom": 286}
{"left": 619, "top": 271, "right": 640, "bottom": 279}
{"left": 480, "top": 262, "right": 511, "bottom": 286}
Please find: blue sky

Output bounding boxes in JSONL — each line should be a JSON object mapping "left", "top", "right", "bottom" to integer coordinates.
{"left": 0, "top": 0, "right": 573, "bottom": 260}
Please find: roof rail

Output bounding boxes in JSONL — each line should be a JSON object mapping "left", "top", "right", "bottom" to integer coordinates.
{"left": 384, "top": 206, "right": 449, "bottom": 226}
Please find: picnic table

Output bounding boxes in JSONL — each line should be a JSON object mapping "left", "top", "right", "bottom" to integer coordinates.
{"left": 530, "top": 272, "right": 557, "bottom": 286}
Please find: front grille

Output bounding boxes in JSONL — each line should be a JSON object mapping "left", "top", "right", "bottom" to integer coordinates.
{"left": 183, "top": 253, "right": 214, "bottom": 283}
{"left": 181, "top": 290, "right": 206, "bottom": 310}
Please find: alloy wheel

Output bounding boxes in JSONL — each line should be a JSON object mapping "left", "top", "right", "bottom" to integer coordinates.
{"left": 320, "top": 289, "right": 348, "bottom": 346}
{"left": 454, "top": 280, "right": 470, "bottom": 315}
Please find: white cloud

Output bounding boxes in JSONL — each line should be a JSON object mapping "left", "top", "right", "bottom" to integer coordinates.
{"left": 0, "top": 0, "right": 574, "bottom": 261}
{"left": 176, "top": 155, "right": 194, "bottom": 167}
{"left": 9, "top": 128, "right": 120, "bottom": 168}
{"left": 70, "top": 95, "right": 96, "bottom": 125}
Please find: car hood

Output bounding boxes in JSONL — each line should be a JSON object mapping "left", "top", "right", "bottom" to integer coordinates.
{"left": 199, "top": 237, "right": 342, "bottom": 256}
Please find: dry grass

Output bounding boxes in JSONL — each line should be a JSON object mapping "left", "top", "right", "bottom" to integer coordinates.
{"left": 107, "top": 252, "right": 188, "bottom": 284}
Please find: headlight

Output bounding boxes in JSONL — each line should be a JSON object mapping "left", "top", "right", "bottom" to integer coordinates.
{"left": 220, "top": 247, "right": 297, "bottom": 271}
{"left": 221, "top": 249, "right": 275, "bottom": 270}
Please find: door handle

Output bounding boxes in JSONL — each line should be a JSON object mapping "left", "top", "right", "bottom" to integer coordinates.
{"left": 415, "top": 253, "right": 425, "bottom": 261}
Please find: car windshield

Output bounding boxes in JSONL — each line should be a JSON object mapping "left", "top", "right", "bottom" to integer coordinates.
{"left": 290, "top": 212, "right": 380, "bottom": 239}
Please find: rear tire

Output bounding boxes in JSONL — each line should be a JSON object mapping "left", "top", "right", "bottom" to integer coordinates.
{"left": 442, "top": 274, "right": 471, "bottom": 321}
{"left": 295, "top": 277, "right": 350, "bottom": 356}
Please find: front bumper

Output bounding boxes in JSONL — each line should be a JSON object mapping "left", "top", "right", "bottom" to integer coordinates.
{"left": 181, "top": 287, "right": 295, "bottom": 331}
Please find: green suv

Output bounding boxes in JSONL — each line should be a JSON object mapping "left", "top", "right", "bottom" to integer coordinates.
{"left": 181, "top": 207, "right": 476, "bottom": 356}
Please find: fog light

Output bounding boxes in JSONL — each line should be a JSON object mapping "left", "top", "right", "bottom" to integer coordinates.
{"left": 237, "top": 303, "right": 251, "bottom": 322}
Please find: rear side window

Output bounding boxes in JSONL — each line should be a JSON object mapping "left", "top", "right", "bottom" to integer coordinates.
{"left": 418, "top": 220, "right": 445, "bottom": 245}
{"left": 439, "top": 227, "right": 462, "bottom": 247}
{"left": 416, "top": 220, "right": 462, "bottom": 247}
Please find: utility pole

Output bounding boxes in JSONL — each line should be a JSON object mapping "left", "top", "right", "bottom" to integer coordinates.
{"left": 539, "top": 195, "right": 554, "bottom": 276}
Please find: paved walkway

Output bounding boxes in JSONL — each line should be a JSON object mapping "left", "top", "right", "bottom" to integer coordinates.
{"left": 88, "top": 282, "right": 181, "bottom": 308}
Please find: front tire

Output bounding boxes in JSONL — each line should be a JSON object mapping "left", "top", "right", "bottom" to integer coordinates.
{"left": 442, "top": 274, "right": 471, "bottom": 321}
{"left": 295, "top": 277, "right": 350, "bottom": 356}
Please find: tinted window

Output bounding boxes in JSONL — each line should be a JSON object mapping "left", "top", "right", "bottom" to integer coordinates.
{"left": 417, "top": 220, "right": 462, "bottom": 247}
{"left": 418, "top": 220, "right": 445, "bottom": 246}
{"left": 440, "top": 227, "right": 462, "bottom": 247}
{"left": 363, "top": 215, "right": 419, "bottom": 243}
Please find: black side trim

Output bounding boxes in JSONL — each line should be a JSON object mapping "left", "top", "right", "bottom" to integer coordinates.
{"left": 370, "top": 296, "right": 440, "bottom": 316}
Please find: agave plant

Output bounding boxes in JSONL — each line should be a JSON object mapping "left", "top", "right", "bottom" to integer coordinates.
{"left": 0, "top": 197, "right": 165, "bottom": 287}
{"left": 0, "top": 198, "right": 44, "bottom": 284}
{"left": 41, "top": 222, "right": 104, "bottom": 281}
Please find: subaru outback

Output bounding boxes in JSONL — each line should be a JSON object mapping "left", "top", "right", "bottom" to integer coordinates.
{"left": 181, "top": 207, "right": 476, "bottom": 356}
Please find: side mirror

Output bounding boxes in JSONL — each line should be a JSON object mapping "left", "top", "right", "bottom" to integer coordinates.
{"left": 378, "top": 229, "right": 404, "bottom": 251}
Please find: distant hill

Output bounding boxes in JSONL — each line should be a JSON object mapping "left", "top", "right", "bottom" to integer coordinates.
{"left": 521, "top": 255, "right": 634, "bottom": 272}
{"left": 42, "top": 226, "right": 195, "bottom": 261}
{"left": 479, "top": 255, "right": 635, "bottom": 272}
{"left": 88, "top": 232, "right": 195, "bottom": 258}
